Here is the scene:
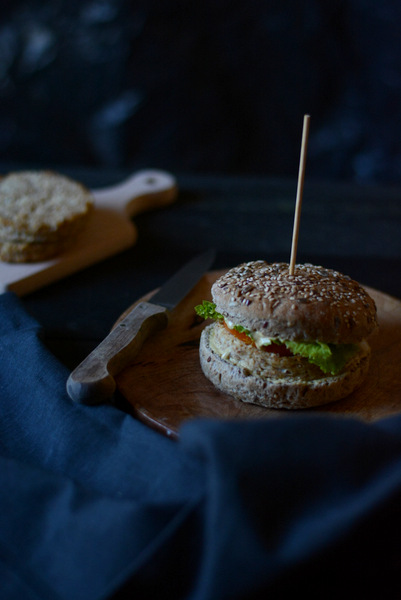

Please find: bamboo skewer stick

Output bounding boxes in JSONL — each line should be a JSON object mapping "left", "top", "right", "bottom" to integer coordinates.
{"left": 289, "top": 114, "right": 310, "bottom": 275}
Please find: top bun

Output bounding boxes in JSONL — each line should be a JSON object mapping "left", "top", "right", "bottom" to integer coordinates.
{"left": 212, "top": 261, "right": 377, "bottom": 344}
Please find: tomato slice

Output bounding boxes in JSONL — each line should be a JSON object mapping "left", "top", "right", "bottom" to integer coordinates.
{"left": 223, "top": 322, "right": 293, "bottom": 356}
{"left": 223, "top": 322, "right": 253, "bottom": 345}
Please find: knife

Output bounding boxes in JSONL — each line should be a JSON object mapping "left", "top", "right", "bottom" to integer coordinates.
{"left": 66, "top": 249, "right": 215, "bottom": 405}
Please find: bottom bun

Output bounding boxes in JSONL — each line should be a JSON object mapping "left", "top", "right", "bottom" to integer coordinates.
{"left": 199, "top": 323, "right": 371, "bottom": 409}
{"left": 0, "top": 238, "right": 73, "bottom": 262}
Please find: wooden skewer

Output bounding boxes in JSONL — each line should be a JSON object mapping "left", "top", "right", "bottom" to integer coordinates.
{"left": 289, "top": 114, "right": 310, "bottom": 275}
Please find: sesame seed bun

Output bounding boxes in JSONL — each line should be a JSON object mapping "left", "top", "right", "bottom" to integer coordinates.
{"left": 199, "top": 261, "right": 378, "bottom": 409}
{"left": 212, "top": 261, "right": 377, "bottom": 344}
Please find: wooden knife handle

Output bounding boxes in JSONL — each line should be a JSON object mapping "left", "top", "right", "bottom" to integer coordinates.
{"left": 66, "top": 302, "right": 169, "bottom": 405}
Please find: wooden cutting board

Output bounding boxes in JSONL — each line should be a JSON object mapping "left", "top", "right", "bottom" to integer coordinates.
{"left": 115, "top": 270, "right": 401, "bottom": 439}
{"left": 0, "top": 169, "right": 177, "bottom": 296}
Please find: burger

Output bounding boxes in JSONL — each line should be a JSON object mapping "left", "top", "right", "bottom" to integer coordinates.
{"left": 195, "top": 261, "right": 378, "bottom": 409}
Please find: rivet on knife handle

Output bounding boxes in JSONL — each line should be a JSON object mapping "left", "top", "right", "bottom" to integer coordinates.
{"left": 66, "top": 302, "right": 169, "bottom": 405}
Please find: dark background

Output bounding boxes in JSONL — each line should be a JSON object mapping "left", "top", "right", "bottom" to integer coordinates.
{"left": 0, "top": 0, "right": 400, "bottom": 184}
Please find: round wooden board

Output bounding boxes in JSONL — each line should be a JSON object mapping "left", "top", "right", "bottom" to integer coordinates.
{"left": 115, "top": 270, "right": 401, "bottom": 439}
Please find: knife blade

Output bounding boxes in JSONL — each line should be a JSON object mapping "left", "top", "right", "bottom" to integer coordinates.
{"left": 66, "top": 249, "right": 215, "bottom": 405}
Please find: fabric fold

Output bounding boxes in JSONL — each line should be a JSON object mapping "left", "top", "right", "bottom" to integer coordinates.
{"left": 180, "top": 416, "right": 401, "bottom": 597}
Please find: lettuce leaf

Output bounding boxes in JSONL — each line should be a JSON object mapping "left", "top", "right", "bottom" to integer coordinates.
{"left": 283, "top": 340, "right": 358, "bottom": 375}
{"left": 194, "top": 300, "right": 223, "bottom": 321}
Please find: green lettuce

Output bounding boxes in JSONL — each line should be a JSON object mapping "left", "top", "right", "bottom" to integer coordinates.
{"left": 195, "top": 300, "right": 223, "bottom": 321}
{"left": 283, "top": 340, "right": 358, "bottom": 375}
{"left": 194, "top": 301, "right": 358, "bottom": 375}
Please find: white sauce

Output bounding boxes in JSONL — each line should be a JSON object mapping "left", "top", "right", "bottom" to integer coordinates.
{"left": 224, "top": 318, "right": 274, "bottom": 349}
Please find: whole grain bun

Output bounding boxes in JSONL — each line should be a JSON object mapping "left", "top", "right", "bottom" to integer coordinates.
{"left": 200, "top": 322, "right": 371, "bottom": 409}
{"left": 212, "top": 261, "right": 377, "bottom": 344}
{"left": 0, "top": 170, "right": 93, "bottom": 261}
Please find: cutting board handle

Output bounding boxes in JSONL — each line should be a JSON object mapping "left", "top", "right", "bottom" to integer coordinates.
{"left": 91, "top": 169, "right": 178, "bottom": 216}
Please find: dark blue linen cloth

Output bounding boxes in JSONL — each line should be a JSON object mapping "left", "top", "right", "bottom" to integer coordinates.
{"left": 1, "top": 291, "right": 401, "bottom": 599}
